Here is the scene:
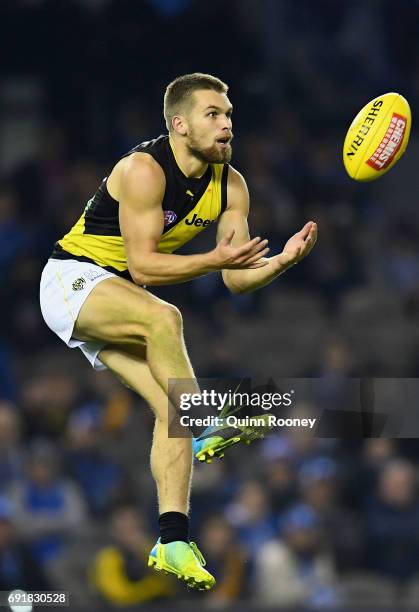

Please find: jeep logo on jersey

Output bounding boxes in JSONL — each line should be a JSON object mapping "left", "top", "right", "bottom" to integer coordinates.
{"left": 185, "top": 213, "right": 216, "bottom": 227}
{"left": 164, "top": 210, "right": 177, "bottom": 226}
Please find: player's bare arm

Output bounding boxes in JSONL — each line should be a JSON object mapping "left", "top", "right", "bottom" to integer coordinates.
{"left": 217, "top": 166, "right": 318, "bottom": 294}
{"left": 117, "top": 153, "right": 269, "bottom": 286}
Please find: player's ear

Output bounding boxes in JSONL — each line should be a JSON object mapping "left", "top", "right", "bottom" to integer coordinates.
{"left": 172, "top": 115, "right": 188, "bottom": 136}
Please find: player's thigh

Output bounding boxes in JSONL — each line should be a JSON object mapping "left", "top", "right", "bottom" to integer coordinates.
{"left": 74, "top": 276, "right": 181, "bottom": 344}
{"left": 98, "top": 343, "right": 175, "bottom": 423}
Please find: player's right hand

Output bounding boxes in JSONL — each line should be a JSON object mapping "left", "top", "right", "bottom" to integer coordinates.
{"left": 211, "top": 230, "right": 270, "bottom": 269}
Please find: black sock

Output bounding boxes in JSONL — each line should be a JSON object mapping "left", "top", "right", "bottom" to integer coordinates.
{"left": 159, "top": 511, "right": 189, "bottom": 544}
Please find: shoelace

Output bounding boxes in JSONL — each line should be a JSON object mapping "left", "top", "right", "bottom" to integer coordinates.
{"left": 189, "top": 541, "right": 206, "bottom": 566}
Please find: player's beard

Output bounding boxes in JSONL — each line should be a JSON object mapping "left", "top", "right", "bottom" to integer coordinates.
{"left": 187, "top": 130, "right": 232, "bottom": 164}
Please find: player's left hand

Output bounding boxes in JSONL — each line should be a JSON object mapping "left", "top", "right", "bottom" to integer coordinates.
{"left": 275, "top": 221, "right": 317, "bottom": 269}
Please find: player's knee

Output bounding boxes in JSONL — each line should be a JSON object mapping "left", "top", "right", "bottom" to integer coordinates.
{"left": 169, "top": 307, "right": 183, "bottom": 333}
{"left": 161, "top": 303, "right": 183, "bottom": 333}
{"left": 149, "top": 302, "right": 183, "bottom": 335}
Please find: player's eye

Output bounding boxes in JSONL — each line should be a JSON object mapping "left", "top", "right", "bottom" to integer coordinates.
{"left": 208, "top": 111, "right": 218, "bottom": 117}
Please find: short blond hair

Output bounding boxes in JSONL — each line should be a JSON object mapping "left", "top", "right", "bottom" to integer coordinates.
{"left": 164, "top": 72, "right": 229, "bottom": 131}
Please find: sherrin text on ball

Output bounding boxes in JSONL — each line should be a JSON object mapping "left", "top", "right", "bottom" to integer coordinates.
{"left": 343, "top": 92, "right": 411, "bottom": 181}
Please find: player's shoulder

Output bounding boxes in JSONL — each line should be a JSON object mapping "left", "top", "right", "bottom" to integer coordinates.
{"left": 226, "top": 164, "right": 249, "bottom": 208}
{"left": 121, "top": 152, "right": 166, "bottom": 191}
{"left": 227, "top": 164, "right": 248, "bottom": 190}
{"left": 121, "top": 134, "right": 169, "bottom": 179}
{"left": 108, "top": 152, "right": 165, "bottom": 205}
{"left": 122, "top": 151, "right": 165, "bottom": 178}
{"left": 223, "top": 164, "right": 249, "bottom": 213}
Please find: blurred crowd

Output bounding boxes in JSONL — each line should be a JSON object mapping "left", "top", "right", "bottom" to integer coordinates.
{"left": 2, "top": 395, "right": 419, "bottom": 610}
{"left": 2, "top": 0, "right": 419, "bottom": 609}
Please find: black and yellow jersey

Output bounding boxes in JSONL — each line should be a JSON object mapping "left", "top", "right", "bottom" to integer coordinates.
{"left": 51, "top": 135, "right": 229, "bottom": 279}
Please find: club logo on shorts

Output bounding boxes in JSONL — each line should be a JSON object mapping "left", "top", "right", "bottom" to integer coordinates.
{"left": 164, "top": 210, "right": 177, "bottom": 226}
{"left": 72, "top": 277, "right": 86, "bottom": 291}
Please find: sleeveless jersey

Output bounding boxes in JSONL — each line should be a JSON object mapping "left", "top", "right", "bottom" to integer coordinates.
{"left": 51, "top": 135, "right": 229, "bottom": 279}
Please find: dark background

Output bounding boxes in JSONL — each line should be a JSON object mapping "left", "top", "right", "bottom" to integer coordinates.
{"left": 2, "top": 0, "right": 419, "bottom": 610}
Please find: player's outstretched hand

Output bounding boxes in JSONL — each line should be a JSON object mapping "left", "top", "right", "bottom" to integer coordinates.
{"left": 212, "top": 230, "right": 270, "bottom": 269}
{"left": 275, "top": 221, "right": 317, "bottom": 269}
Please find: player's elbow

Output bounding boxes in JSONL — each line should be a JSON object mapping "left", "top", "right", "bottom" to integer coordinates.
{"left": 128, "top": 255, "right": 156, "bottom": 286}
{"left": 132, "top": 268, "right": 162, "bottom": 286}
{"left": 228, "top": 284, "right": 248, "bottom": 295}
{"left": 132, "top": 270, "right": 149, "bottom": 286}
{"left": 223, "top": 270, "right": 246, "bottom": 294}
{"left": 224, "top": 279, "right": 247, "bottom": 294}
{"left": 129, "top": 263, "right": 150, "bottom": 286}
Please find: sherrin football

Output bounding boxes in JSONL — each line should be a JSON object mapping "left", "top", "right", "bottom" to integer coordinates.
{"left": 343, "top": 92, "right": 411, "bottom": 181}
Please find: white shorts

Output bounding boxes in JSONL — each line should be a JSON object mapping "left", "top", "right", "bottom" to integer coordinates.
{"left": 39, "top": 258, "right": 117, "bottom": 370}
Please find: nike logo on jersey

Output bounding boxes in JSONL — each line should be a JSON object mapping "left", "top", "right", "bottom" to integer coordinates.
{"left": 185, "top": 213, "right": 216, "bottom": 227}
